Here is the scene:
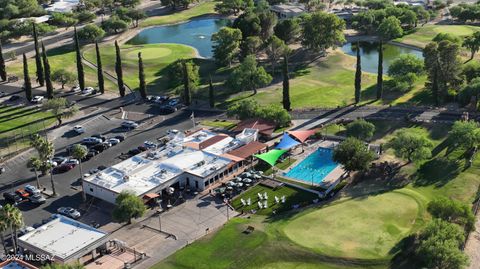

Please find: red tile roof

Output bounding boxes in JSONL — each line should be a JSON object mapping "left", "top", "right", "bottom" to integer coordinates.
{"left": 234, "top": 119, "right": 275, "bottom": 136}
{"left": 198, "top": 134, "right": 229, "bottom": 149}
{"left": 228, "top": 141, "right": 267, "bottom": 159}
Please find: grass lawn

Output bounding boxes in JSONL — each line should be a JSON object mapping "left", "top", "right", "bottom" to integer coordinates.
{"left": 153, "top": 120, "right": 480, "bottom": 269}
{"left": 83, "top": 43, "right": 197, "bottom": 94}
{"left": 0, "top": 105, "right": 53, "bottom": 133}
{"left": 222, "top": 50, "right": 432, "bottom": 109}
{"left": 231, "top": 184, "right": 318, "bottom": 215}
{"left": 7, "top": 45, "right": 117, "bottom": 92}
{"left": 395, "top": 24, "right": 480, "bottom": 48}
{"left": 261, "top": 158, "right": 297, "bottom": 176}
{"left": 140, "top": 1, "right": 217, "bottom": 27}
{"left": 201, "top": 120, "right": 237, "bottom": 130}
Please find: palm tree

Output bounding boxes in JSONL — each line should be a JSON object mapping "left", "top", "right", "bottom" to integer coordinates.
{"left": 0, "top": 214, "right": 9, "bottom": 254}
{"left": 71, "top": 144, "right": 88, "bottom": 201}
{"left": 30, "top": 134, "right": 56, "bottom": 196}
{"left": 3, "top": 204, "right": 23, "bottom": 255}
{"left": 27, "top": 157, "right": 43, "bottom": 188}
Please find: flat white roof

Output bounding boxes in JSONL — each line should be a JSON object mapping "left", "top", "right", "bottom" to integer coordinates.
{"left": 18, "top": 216, "right": 108, "bottom": 262}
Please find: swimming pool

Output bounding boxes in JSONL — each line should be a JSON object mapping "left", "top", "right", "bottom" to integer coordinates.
{"left": 284, "top": 147, "right": 338, "bottom": 184}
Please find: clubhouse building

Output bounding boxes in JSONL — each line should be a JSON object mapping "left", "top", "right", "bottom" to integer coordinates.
{"left": 83, "top": 129, "right": 267, "bottom": 204}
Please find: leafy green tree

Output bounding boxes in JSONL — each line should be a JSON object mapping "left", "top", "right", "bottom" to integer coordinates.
{"left": 0, "top": 0, "right": 42, "bottom": 20}
{"left": 23, "top": 53, "right": 32, "bottom": 101}
{"left": 274, "top": 18, "right": 301, "bottom": 44}
{"left": 0, "top": 41, "right": 6, "bottom": 81}
{"left": 52, "top": 69, "right": 76, "bottom": 89}
{"left": 433, "top": 32, "right": 462, "bottom": 44}
{"left": 428, "top": 197, "right": 475, "bottom": 232}
{"left": 345, "top": 119, "right": 375, "bottom": 141}
{"left": 50, "top": 12, "right": 78, "bottom": 29}
{"left": 332, "top": 137, "right": 375, "bottom": 173}
{"left": 227, "top": 99, "right": 260, "bottom": 120}
{"left": 77, "top": 24, "right": 105, "bottom": 43}
{"left": 212, "top": 27, "right": 242, "bottom": 67}
{"left": 215, "top": 0, "right": 250, "bottom": 15}
{"left": 118, "top": 0, "right": 140, "bottom": 8}
{"left": 258, "top": 11, "right": 277, "bottom": 40}
{"left": 242, "top": 36, "right": 262, "bottom": 57}
{"left": 232, "top": 11, "right": 261, "bottom": 40}
{"left": 41, "top": 263, "right": 85, "bottom": 269}
{"left": 354, "top": 43, "right": 361, "bottom": 103}
{"left": 102, "top": 16, "right": 128, "bottom": 34}
{"left": 209, "top": 75, "right": 215, "bottom": 108}
{"left": 423, "top": 40, "right": 462, "bottom": 106}
{"left": 265, "top": 35, "right": 287, "bottom": 74}
{"left": 351, "top": 10, "right": 380, "bottom": 34}
{"left": 387, "top": 128, "right": 433, "bottom": 163}
{"left": 43, "top": 97, "right": 78, "bottom": 126}
{"left": 227, "top": 55, "right": 272, "bottom": 95}
{"left": 95, "top": 42, "right": 105, "bottom": 94}
{"left": 161, "top": 0, "right": 195, "bottom": 10}
{"left": 300, "top": 0, "right": 325, "bottom": 12}
{"left": 462, "top": 61, "right": 480, "bottom": 83}
{"left": 448, "top": 120, "right": 480, "bottom": 150}
{"left": 376, "top": 16, "right": 403, "bottom": 99}
{"left": 27, "top": 157, "right": 42, "bottom": 188}
{"left": 112, "top": 191, "right": 146, "bottom": 224}
{"left": 138, "top": 52, "right": 147, "bottom": 99}
{"left": 416, "top": 219, "right": 469, "bottom": 269}
{"left": 115, "top": 40, "right": 125, "bottom": 97}
{"left": 259, "top": 104, "right": 291, "bottom": 128}
{"left": 301, "top": 11, "right": 346, "bottom": 53}
{"left": 71, "top": 144, "right": 88, "bottom": 201}
{"left": 182, "top": 60, "right": 191, "bottom": 106}
{"left": 282, "top": 54, "right": 291, "bottom": 111}
{"left": 75, "top": 10, "right": 96, "bottom": 23}
{"left": 126, "top": 9, "right": 146, "bottom": 27}
{"left": 388, "top": 54, "right": 424, "bottom": 89}
{"left": 458, "top": 78, "right": 480, "bottom": 109}
{"left": 167, "top": 60, "right": 199, "bottom": 90}
{"left": 462, "top": 31, "right": 480, "bottom": 62}
{"left": 41, "top": 42, "right": 54, "bottom": 99}
{"left": 32, "top": 23, "right": 44, "bottom": 87}
{"left": 74, "top": 27, "right": 85, "bottom": 91}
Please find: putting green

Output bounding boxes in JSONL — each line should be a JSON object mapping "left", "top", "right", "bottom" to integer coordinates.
{"left": 283, "top": 191, "right": 420, "bottom": 259}
{"left": 125, "top": 47, "right": 172, "bottom": 60}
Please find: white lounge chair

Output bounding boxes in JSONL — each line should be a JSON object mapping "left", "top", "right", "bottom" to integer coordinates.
{"left": 264, "top": 192, "right": 268, "bottom": 200}
{"left": 275, "top": 196, "right": 279, "bottom": 204}
{"left": 258, "top": 201, "right": 263, "bottom": 209}
{"left": 258, "top": 193, "right": 263, "bottom": 200}
{"left": 281, "top": 195, "right": 286, "bottom": 203}
{"left": 263, "top": 200, "right": 268, "bottom": 208}
{"left": 247, "top": 198, "right": 251, "bottom": 206}
{"left": 241, "top": 198, "right": 246, "bottom": 206}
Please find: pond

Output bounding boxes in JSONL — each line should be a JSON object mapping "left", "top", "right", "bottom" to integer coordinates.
{"left": 340, "top": 42, "right": 424, "bottom": 74}
{"left": 127, "top": 18, "right": 230, "bottom": 58}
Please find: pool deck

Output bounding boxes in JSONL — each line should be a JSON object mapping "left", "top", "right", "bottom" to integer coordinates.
{"left": 275, "top": 140, "right": 346, "bottom": 190}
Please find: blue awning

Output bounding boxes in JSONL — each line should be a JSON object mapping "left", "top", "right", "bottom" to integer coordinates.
{"left": 275, "top": 132, "right": 301, "bottom": 150}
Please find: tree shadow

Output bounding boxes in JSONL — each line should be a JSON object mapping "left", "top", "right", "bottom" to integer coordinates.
{"left": 389, "top": 234, "right": 423, "bottom": 269}
{"left": 413, "top": 157, "right": 461, "bottom": 187}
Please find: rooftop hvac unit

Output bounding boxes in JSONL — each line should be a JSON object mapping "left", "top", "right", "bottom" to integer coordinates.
{"left": 123, "top": 175, "right": 129, "bottom": 182}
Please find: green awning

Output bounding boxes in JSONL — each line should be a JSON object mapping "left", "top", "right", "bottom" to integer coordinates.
{"left": 254, "top": 149, "right": 287, "bottom": 167}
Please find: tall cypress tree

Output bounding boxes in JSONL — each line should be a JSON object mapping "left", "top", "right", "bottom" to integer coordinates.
{"left": 376, "top": 42, "right": 383, "bottom": 100}
{"left": 41, "top": 42, "right": 54, "bottom": 99}
{"left": 23, "top": 54, "right": 32, "bottom": 101}
{"left": 182, "top": 60, "right": 191, "bottom": 106}
{"left": 74, "top": 27, "right": 85, "bottom": 90}
{"left": 282, "top": 54, "right": 291, "bottom": 111}
{"left": 95, "top": 42, "right": 105, "bottom": 94}
{"left": 138, "top": 52, "right": 147, "bottom": 99}
{"left": 115, "top": 40, "right": 125, "bottom": 97}
{"left": 33, "top": 23, "right": 44, "bottom": 86}
{"left": 0, "top": 41, "right": 6, "bottom": 81}
{"left": 208, "top": 75, "right": 215, "bottom": 108}
{"left": 354, "top": 42, "right": 362, "bottom": 104}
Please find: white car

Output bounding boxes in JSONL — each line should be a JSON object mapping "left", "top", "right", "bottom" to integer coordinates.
{"left": 65, "top": 159, "right": 79, "bottom": 166}
{"left": 24, "top": 185, "right": 41, "bottom": 196}
{"left": 31, "top": 96, "right": 44, "bottom": 103}
{"left": 82, "top": 87, "right": 94, "bottom": 95}
{"left": 107, "top": 138, "right": 120, "bottom": 146}
{"left": 73, "top": 125, "right": 85, "bottom": 134}
{"left": 70, "top": 86, "right": 81, "bottom": 93}
{"left": 57, "top": 207, "right": 81, "bottom": 219}
{"left": 121, "top": 121, "right": 139, "bottom": 129}
{"left": 82, "top": 137, "right": 102, "bottom": 145}
{"left": 167, "top": 129, "right": 179, "bottom": 136}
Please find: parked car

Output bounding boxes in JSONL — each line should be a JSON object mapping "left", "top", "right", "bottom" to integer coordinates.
{"left": 138, "top": 145, "right": 147, "bottom": 152}
{"left": 128, "top": 148, "right": 142, "bottom": 156}
{"left": 97, "top": 165, "right": 107, "bottom": 171}
{"left": 82, "top": 151, "right": 95, "bottom": 161}
{"left": 107, "top": 138, "right": 120, "bottom": 146}
{"left": 52, "top": 156, "right": 67, "bottom": 166}
{"left": 18, "top": 226, "right": 35, "bottom": 236}
{"left": 24, "top": 185, "right": 41, "bottom": 196}
{"left": 28, "top": 193, "right": 46, "bottom": 204}
{"left": 15, "top": 189, "right": 29, "bottom": 199}
{"left": 0, "top": 91, "right": 5, "bottom": 97}
{"left": 121, "top": 121, "right": 139, "bottom": 129}
{"left": 144, "top": 141, "right": 157, "bottom": 149}
{"left": 57, "top": 207, "right": 81, "bottom": 219}
{"left": 53, "top": 164, "right": 75, "bottom": 173}
{"left": 70, "top": 86, "right": 81, "bottom": 93}
{"left": 158, "top": 105, "right": 176, "bottom": 114}
{"left": 65, "top": 159, "right": 79, "bottom": 166}
{"left": 168, "top": 99, "right": 179, "bottom": 106}
{"left": 114, "top": 135, "right": 126, "bottom": 142}
{"left": 3, "top": 192, "right": 22, "bottom": 204}
{"left": 8, "top": 95, "right": 20, "bottom": 102}
{"left": 167, "top": 129, "right": 179, "bottom": 136}
{"left": 46, "top": 159, "right": 58, "bottom": 167}
{"left": 91, "top": 143, "right": 108, "bottom": 152}
{"left": 31, "top": 96, "right": 44, "bottom": 103}
{"left": 81, "top": 87, "right": 94, "bottom": 95}
{"left": 92, "top": 134, "right": 107, "bottom": 141}
{"left": 82, "top": 137, "right": 102, "bottom": 145}
{"left": 73, "top": 125, "right": 85, "bottom": 134}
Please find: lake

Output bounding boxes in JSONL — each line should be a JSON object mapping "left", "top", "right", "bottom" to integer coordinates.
{"left": 340, "top": 42, "right": 424, "bottom": 74}
{"left": 127, "top": 18, "right": 230, "bottom": 58}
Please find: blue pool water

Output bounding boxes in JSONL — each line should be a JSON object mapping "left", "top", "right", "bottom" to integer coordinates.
{"left": 284, "top": 148, "right": 338, "bottom": 184}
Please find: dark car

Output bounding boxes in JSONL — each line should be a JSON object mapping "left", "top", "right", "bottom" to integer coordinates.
{"left": 115, "top": 135, "right": 126, "bottom": 142}
{"left": 82, "top": 151, "right": 96, "bottom": 161}
{"left": 53, "top": 164, "right": 75, "bottom": 174}
{"left": 158, "top": 105, "right": 176, "bottom": 115}
{"left": 97, "top": 165, "right": 107, "bottom": 171}
{"left": 91, "top": 143, "right": 108, "bottom": 153}
{"left": 8, "top": 95, "right": 20, "bottom": 102}
{"left": 3, "top": 192, "right": 22, "bottom": 204}
{"left": 138, "top": 145, "right": 147, "bottom": 152}
{"left": 92, "top": 134, "right": 107, "bottom": 142}
{"left": 128, "top": 148, "right": 142, "bottom": 156}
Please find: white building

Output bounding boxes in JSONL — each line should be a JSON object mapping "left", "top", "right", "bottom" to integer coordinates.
{"left": 83, "top": 129, "right": 266, "bottom": 204}
{"left": 45, "top": 0, "right": 80, "bottom": 13}
{"left": 18, "top": 215, "right": 109, "bottom": 264}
